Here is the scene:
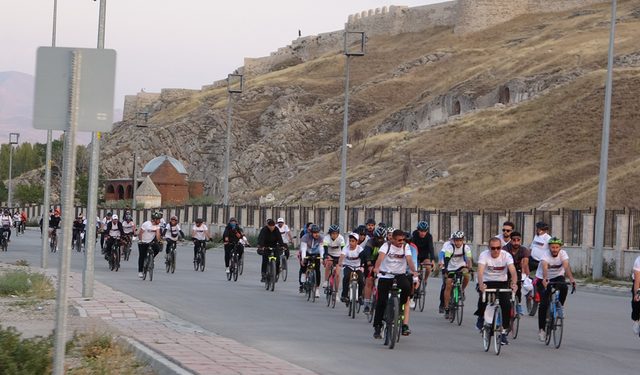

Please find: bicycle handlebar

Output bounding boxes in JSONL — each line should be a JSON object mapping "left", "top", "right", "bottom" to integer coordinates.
{"left": 482, "top": 288, "right": 516, "bottom": 303}
{"left": 545, "top": 281, "right": 576, "bottom": 294}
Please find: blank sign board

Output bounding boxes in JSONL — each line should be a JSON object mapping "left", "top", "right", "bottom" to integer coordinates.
{"left": 32, "top": 47, "right": 117, "bottom": 132}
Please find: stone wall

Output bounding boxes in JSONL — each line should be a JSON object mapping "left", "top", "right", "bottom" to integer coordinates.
{"left": 122, "top": 92, "right": 162, "bottom": 120}
{"left": 159, "top": 88, "right": 201, "bottom": 102}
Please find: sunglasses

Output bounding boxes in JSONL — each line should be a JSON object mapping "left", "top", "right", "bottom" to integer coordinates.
{"left": 502, "top": 229, "right": 512, "bottom": 232}
{"left": 396, "top": 238, "right": 405, "bottom": 242}
{"left": 490, "top": 246, "right": 502, "bottom": 250}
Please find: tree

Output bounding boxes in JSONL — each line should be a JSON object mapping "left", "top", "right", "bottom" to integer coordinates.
{"left": 0, "top": 181, "right": 7, "bottom": 203}
{"left": 75, "top": 173, "right": 89, "bottom": 206}
{"left": 13, "top": 184, "right": 44, "bottom": 204}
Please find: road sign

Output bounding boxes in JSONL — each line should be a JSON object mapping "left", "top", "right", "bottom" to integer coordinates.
{"left": 32, "top": 47, "right": 116, "bottom": 132}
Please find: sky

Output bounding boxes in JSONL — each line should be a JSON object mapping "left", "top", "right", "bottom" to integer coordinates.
{"left": 1, "top": 0, "right": 443, "bottom": 114}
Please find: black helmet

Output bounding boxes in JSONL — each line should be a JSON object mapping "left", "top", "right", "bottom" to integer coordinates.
{"left": 195, "top": 218, "right": 203, "bottom": 224}
{"left": 151, "top": 212, "right": 160, "bottom": 220}
{"left": 328, "top": 225, "right": 339, "bottom": 234}
{"left": 366, "top": 218, "right": 376, "bottom": 225}
{"left": 535, "top": 221, "right": 549, "bottom": 231}
{"left": 229, "top": 217, "right": 237, "bottom": 222}
{"left": 309, "top": 224, "right": 320, "bottom": 233}
{"left": 378, "top": 222, "right": 387, "bottom": 228}
{"left": 106, "top": 211, "right": 112, "bottom": 216}
{"left": 373, "top": 227, "right": 387, "bottom": 239}
{"left": 452, "top": 230, "right": 465, "bottom": 239}
{"left": 354, "top": 225, "right": 367, "bottom": 236}
{"left": 404, "top": 232, "right": 412, "bottom": 242}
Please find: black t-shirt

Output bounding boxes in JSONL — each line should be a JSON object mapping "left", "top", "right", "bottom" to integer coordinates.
{"left": 49, "top": 216, "right": 61, "bottom": 228}
{"left": 412, "top": 230, "right": 435, "bottom": 261}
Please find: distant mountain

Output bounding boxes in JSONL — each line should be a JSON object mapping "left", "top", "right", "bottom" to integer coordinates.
{"left": 0, "top": 71, "right": 122, "bottom": 145}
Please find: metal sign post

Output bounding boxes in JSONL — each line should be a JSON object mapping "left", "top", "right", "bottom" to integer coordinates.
{"left": 133, "top": 112, "right": 149, "bottom": 209}
{"left": 224, "top": 74, "right": 244, "bottom": 206}
{"left": 7, "top": 133, "right": 19, "bottom": 209}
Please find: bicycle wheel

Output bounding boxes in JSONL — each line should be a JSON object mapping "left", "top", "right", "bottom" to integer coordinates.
{"left": 527, "top": 291, "right": 538, "bottom": 316}
{"left": 457, "top": 293, "right": 464, "bottom": 326}
{"left": 388, "top": 297, "right": 398, "bottom": 349}
{"left": 142, "top": 258, "right": 149, "bottom": 281}
{"left": 326, "top": 277, "right": 332, "bottom": 307}
{"left": 109, "top": 250, "right": 115, "bottom": 271}
{"left": 349, "top": 282, "right": 356, "bottom": 318}
{"left": 124, "top": 243, "right": 130, "bottom": 261}
{"left": 281, "top": 256, "right": 288, "bottom": 282}
{"left": 305, "top": 274, "right": 311, "bottom": 300}
{"left": 170, "top": 251, "right": 176, "bottom": 274}
{"left": 511, "top": 297, "right": 520, "bottom": 339}
{"left": 309, "top": 270, "right": 315, "bottom": 301}
{"left": 553, "top": 303, "right": 563, "bottom": 348}
{"left": 149, "top": 253, "right": 154, "bottom": 281}
{"left": 448, "top": 293, "right": 456, "bottom": 324}
{"left": 545, "top": 307, "right": 552, "bottom": 346}
{"left": 115, "top": 249, "right": 121, "bottom": 272}
{"left": 194, "top": 252, "right": 199, "bottom": 271}
{"left": 227, "top": 258, "right": 233, "bottom": 280}
{"left": 493, "top": 307, "right": 502, "bottom": 355}
{"left": 50, "top": 237, "right": 56, "bottom": 252}
{"left": 166, "top": 252, "right": 172, "bottom": 273}
{"left": 239, "top": 254, "right": 244, "bottom": 275}
{"left": 200, "top": 249, "right": 206, "bottom": 272}
{"left": 367, "top": 298, "right": 376, "bottom": 323}
{"left": 482, "top": 323, "right": 491, "bottom": 352}
{"left": 233, "top": 255, "right": 239, "bottom": 281}
{"left": 269, "top": 260, "right": 276, "bottom": 292}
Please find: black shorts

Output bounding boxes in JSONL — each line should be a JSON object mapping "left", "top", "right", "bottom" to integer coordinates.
{"left": 446, "top": 266, "right": 467, "bottom": 279}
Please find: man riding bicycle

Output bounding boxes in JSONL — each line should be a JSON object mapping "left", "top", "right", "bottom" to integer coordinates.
{"left": 322, "top": 225, "right": 345, "bottom": 289}
{"left": 443, "top": 231, "right": 473, "bottom": 320}
{"left": 0, "top": 210, "right": 13, "bottom": 243}
{"left": 223, "top": 217, "right": 243, "bottom": 274}
{"left": 49, "top": 209, "right": 61, "bottom": 251}
{"left": 72, "top": 215, "right": 85, "bottom": 249}
{"left": 277, "top": 218, "right": 294, "bottom": 259}
{"left": 259, "top": 219, "right": 286, "bottom": 283}
{"left": 412, "top": 221, "right": 435, "bottom": 298}
{"left": 105, "top": 214, "right": 125, "bottom": 260}
{"left": 299, "top": 223, "right": 323, "bottom": 298}
{"left": 365, "top": 218, "right": 376, "bottom": 238}
{"left": 503, "top": 231, "right": 530, "bottom": 315}
{"left": 137, "top": 213, "right": 162, "bottom": 278}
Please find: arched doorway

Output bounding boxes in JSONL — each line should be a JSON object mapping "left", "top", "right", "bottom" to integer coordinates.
{"left": 126, "top": 185, "right": 133, "bottom": 199}
{"left": 118, "top": 185, "right": 125, "bottom": 200}
{"left": 107, "top": 185, "right": 115, "bottom": 194}
{"left": 454, "top": 101, "right": 461, "bottom": 115}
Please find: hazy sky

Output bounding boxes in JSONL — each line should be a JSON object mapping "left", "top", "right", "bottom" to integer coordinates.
{"left": 1, "top": 0, "right": 442, "bottom": 110}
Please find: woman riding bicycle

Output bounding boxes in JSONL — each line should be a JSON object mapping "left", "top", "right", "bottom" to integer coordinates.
{"left": 338, "top": 233, "right": 364, "bottom": 304}
{"left": 322, "top": 225, "right": 345, "bottom": 290}
{"left": 165, "top": 215, "right": 184, "bottom": 255}
{"left": 192, "top": 218, "right": 211, "bottom": 262}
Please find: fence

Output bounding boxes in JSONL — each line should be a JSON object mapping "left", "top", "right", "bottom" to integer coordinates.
{"left": 12, "top": 204, "right": 638, "bottom": 249}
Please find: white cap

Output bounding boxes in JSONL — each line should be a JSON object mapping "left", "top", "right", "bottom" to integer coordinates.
{"left": 277, "top": 218, "right": 284, "bottom": 223}
{"left": 348, "top": 232, "right": 359, "bottom": 241}
{"left": 111, "top": 214, "right": 118, "bottom": 220}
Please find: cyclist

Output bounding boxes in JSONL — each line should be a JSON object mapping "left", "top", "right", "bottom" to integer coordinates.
{"left": 192, "top": 218, "right": 212, "bottom": 263}
{"left": 475, "top": 237, "right": 519, "bottom": 345}
{"left": 529, "top": 221, "right": 550, "bottom": 272}
{"left": 122, "top": 215, "right": 136, "bottom": 252}
{"left": 72, "top": 215, "right": 85, "bottom": 249}
{"left": 223, "top": 217, "right": 242, "bottom": 274}
{"left": 412, "top": 221, "right": 435, "bottom": 290}
{"left": 361, "top": 227, "right": 387, "bottom": 314}
{"left": 49, "top": 209, "right": 61, "bottom": 251}
{"left": 365, "top": 218, "right": 376, "bottom": 238}
{"left": 354, "top": 225, "right": 368, "bottom": 246}
{"left": 386, "top": 227, "right": 395, "bottom": 241}
{"left": 298, "top": 222, "right": 313, "bottom": 292}
{"left": 632, "top": 254, "right": 640, "bottom": 334}
{"left": 373, "top": 229, "right": 418, "bottom": 338}
{"left": 438, "top": 234, "right": 455, "bottom": 313}
{"left": 104, "top": 214, "right": 125, "bottom": 260}
{"left": 165, "top": 215, "right": 184, "bottom": 259}
{"left": 158, "top": 211, "right": 166, "bottom": 236}
{"left": 259, "top": 219, "right": 286, "bottom": 283}
{"left": 378, "top": 222, "right": 387, "bottom": 229}
{"left": 137, "top": 212, "right": 162, "bottom": 278}
{"left": 100, "top": 212, "right": 113, "bottom": 250}
{"left": 443, "top": 231, "right": 472, "bottom": 320}
{"left": 0, "top": 210, "right": 13, "bottom": 243}
{"left": 299, "top": 223, "right": 323, "bottom": 298}
{"left": 338, "top": 233, "right": 364, "bottom": 304}
{"left": 20, "top": 211, "right": 27, "bottom": 233}
{"left": 12, "top": 212, "right": 21, "bottom": 235}
{"left": 277, "top": 218, "right": 293, "bottom": 259}
{"left": 503, "top": 231, "right": 530, "bottom": 315}
{"left": 322, "top": 225, "right": 345, "bottom": 289}
{"left": 495, "top": 221, "right": 515, "bottom": 247}
{"left": 536, "top": 237, "right": 576, "bottom": 341}
{"left": 404, "top": 232, "right": 419, "bottom": 309}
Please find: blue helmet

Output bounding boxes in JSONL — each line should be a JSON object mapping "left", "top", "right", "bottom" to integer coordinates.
{"left": 417, "top": 221, "right": 429, "bottom": 231}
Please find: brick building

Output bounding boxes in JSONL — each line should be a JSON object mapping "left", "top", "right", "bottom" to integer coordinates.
{"left": 104, "top": 156, "right": 203, "bottom": 206}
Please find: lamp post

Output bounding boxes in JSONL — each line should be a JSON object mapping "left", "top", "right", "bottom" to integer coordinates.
{"left": 133, "top": 112, "right": 149, "bottom": 209}
{"left": 224, "top": 74, "right": 244, "bottom": 206}
{"left": 7, "top": 133, "right": 19, "bottom": 209}
{"left": 593, "top": 0, "right": 617, "bottom": 279}
{"left": 338, "top": 31, "right": 365, "bottom": 235}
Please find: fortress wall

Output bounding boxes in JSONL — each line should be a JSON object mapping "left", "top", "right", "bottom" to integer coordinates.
{"left": 122, "top": 92, "right": 162, "bottom": 120}
{"left": 454, "top": 0, "right": 527, "bottom": 35}
{"left": 346, "top": 2, "right": 457, "bottom": 36}
{"left": 527, "top": 0, "right": 611, "bottom": 14}
{"left": 159, "top": 88, "right": 201, "bottom": 102}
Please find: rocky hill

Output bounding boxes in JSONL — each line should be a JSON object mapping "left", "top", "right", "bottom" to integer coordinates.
{"left": 100, "top": 1, "right": 640, "bottom": 210}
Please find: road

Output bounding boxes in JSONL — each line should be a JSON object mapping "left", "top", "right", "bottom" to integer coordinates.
{"left": 2, "top": 228, "right": 638, "bottom": 374}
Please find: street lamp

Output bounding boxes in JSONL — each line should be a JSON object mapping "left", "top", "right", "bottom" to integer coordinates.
{"left": 338, "top": 31, "right": 365, "bottom": 235}
{"left": 224, "top": 74, "right": 244, "bottom": 206}
{"left": 132, "top": 112, "right": 148, "bottom": 209}
{"left": 7, "top": 133, "right": 19, "bottom": 209}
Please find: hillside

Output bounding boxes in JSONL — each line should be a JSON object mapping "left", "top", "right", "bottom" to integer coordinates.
{"left": 101, "top": 0, "right": 640, "bottom": 210}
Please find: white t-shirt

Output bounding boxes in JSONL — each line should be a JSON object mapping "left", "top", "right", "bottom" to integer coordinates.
{"left": 323, "top": 235, "right": 346, "bottom": 257}
{"left": 378, "top": 242, "right": 412, "bottom": 279}
{"left": 108, "top": 221, "right": 122, "bottom": 238}
{"left": 278, "top": 224, "right": 291, "bottom": 244}
{"left": 122, "top": 220, "right": 135, "bottom": 234}
{"left": 192, "top": 224, "right": 209, "bottom": 241}
{"left": 165, "top": 224, "right": 182, "bottom": 240}
{"left": 633, "top": 256, "right": 640, "bottom": 280}
{"left": 102, "top": 217, "right": 111, "bottom": 231}
{"left": 495, "top": 233, "right": 510, "bottom": 247}
{"left": 139, "top": 221, "right": 159, "bottom": 243}
{"left": 478, "top": 250, "right": 514, "bottom": 282}
{"left": 445, "top": 244, "right": 472, "bottom": 271}
{"left": 536, "top": 250, "right": 569, "bottom": 280}
{"left": 530, "top": 233, "right": 551, "bottom": 261}
{"left": 341, "top": 245, "right": 363, "bottom": 268}
{"left": 13, "top": 214, "right": 21, "bottom": 223}
{"left": 0, "top": 215, "right": 12, "bottom": 227}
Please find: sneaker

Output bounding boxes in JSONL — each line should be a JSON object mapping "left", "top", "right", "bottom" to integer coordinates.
{"left": 409, "top": 300, "right": 416, "bottom": 309}
{"left": 462, "top": 291, "right": 466, "bottom": 301}
{"left": 364, "top": 305, "right": 371, "bottom": 315}
{"left": 444, "top": 308, "right": 450, "bottom": 319}
{"left": 225, "top": 267, "right": 230, "bottom": 274}
{"left": 538, "top": 329, "right": 546, "bottom": 342}
{"left": 633, "top": 320, "right": 640, "bottom": 335}
{"left": 373, "top": 326, "right": 382, "bottom": 339}
{"left": 315, "top": 289, "right": 320, "bottom": 298}
{"left": 402, "top": 324, "right": 411, "bottom": 336}
{"left": 518, "top": 304, "right": 524, "bottom": 316}
{"left": 260, "top": 276, "right": 266, "bottom": 283}
{"left": 501, "top": 334, "right": 509, "bottom": 345}
{"left": 340, "top": 296, "right": 348, "bottom": 303}
{"left": 476, "top": 316, "right": 483, "bottom": 330}
{"left": 299, "top": 285, "right": 304, "bottom": 293}
{"left": 138, "top": 272, "right": 143, "bottom": 278}
{"left": 439, "top": 305, "right": 445, "bottom": 314}
{"left": 322, "top": 281, "right": 328, "bottom": 289}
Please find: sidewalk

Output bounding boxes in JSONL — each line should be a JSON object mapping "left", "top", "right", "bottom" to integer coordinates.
{"left": 33, "top": 265, "right": 315, "bottom": 375}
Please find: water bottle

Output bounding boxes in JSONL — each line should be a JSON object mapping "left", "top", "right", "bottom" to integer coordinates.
{"left": 496, "top": 311, "right": 501, "bottom": 326}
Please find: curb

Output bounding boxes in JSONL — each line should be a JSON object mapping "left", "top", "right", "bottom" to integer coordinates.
{"left": 578, "top": 284, "right": 632, "bottom": 298}
{"left": 122, "top": 337, "right": 197, "bottom": 375}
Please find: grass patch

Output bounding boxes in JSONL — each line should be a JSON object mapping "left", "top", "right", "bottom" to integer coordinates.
{"left": 0, "top": 269, "right": 55, "bottom": 299}
{"left": 11, "top": 259, "right": 30, "bottom": 267}
{"left": 9, "top": 299, "right": 41, "bottom": 308}
{"left": 0, "top": 326, "right": 53, "bottom": 375}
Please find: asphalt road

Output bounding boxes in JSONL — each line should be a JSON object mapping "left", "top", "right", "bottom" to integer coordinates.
{"left": 2, "top": 228, "right": 639, "bottom": 374}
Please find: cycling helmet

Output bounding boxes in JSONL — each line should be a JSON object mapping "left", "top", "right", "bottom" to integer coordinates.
{"left": 535, "top": 221, "right": 549, "bottom": 231}
{"left": 195, "top": 218, "right": 203, "bottom": 224}
{"left": 417, "top": 221, "right": 429, "bottom": 231}
{"left": 76, "top": 215, "right": 83, "bottom": 219}
{"left": 54, "top": 209, "right": 60, "bottom": 214}
{"left": 404, "top": 232, "right": 412, "bottom": 241}
{"left": 309, "top": 224, "right": 320, "bottom": 233}
{"left": 328, "top": 225, "right": 339, "bottom": 234}
{"left": 548, "top": 237, "right": 563, "bottom": 245}
{"left": 354, "top": 225, "right": 367, "bottom": 236}
{"left": 229, "top": 217, "right": 237, "bottom": 222}
{"left": 151, "top": 212, "right": 160, "bottom": 220}
{"left": 170, "top": 215, "right": 178, "bottom": 221}
{"left": 106, "top": 211, "right": 112, "bottom": 216}
{"left": 452, "top": 230, "right": 465, "bottom": 239}
{"left": 158, "top": 211, "right": 163, "bottom": 217}
{"left": 386, "top": 227, "right": 395, "bottom": 234}
{"left": 4, "top": 209, "right": 10, "bottom": 214}
{"left": 366, "top": 218, "right": 376, "bottom": 225}
{"left": 378, "top": 222, "right": 387, "bottom": 228}
{"left": 373, "top": 227, "right": 387, "bottom": 239}
{"left": 126, "top": 215, "right": 133, "bottom": 220}
{"left": 111, "top": 214, "right": 118, "bottom": 220}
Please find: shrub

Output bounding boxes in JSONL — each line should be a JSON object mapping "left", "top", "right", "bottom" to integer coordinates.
{"left": 0, "top": 326, "right": 53, "bottom": 375}
{"left": 0, "top": 269, "right": 55, "bottom": 299}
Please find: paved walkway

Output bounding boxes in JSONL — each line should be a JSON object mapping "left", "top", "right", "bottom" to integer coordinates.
{"left": 38, "top": 266, "right": 314, "bottom": 375}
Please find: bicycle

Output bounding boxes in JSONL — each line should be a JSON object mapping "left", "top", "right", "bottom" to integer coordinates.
{"left": 0, "top": 228, "right": 8, "bottom": 252}
{"left": 165, "top": 239, "right": 178, "bottom": 274}
{"left": 72, "top": 229, "right": 83, "bottom": 252}
{"left": 304, "top": 255, "right": 320, "bottom": 302}
{"left": 510, "top": 293, "right": 521, "bottom": 339}
{"left": 141, "top": 241, "right": 158, "bottom": 281}
{"left": 543, "top": 282, "right": 576, "bottom": 348}
{"left": 325, "top": 260, "right": 338, "bottom": 308}
{"left": 14, "top": 222, "right": 20, "bottom": 237}
{"left": 366, "top": 270, "right": 378, "bottom": 323}
{"left": 345, "top": 266, "right": 362, "bottom": 319}
{"left": 413, "top": 262, "right": 431, "bottom": 312}
{"left": 278, "top": 251, "right": 288, "bottom": 282}
{"left": 526, "top": 278, "right": 540, "bottom": 316}
{"left": 50, "top": 227, "right": 58, "bottom": 253}
{"left": 122, "top": 234, "right": 133, "bottom": 261}
{"left": 108, "top": 238, "right": 122, "bottom": 272}
{"left": 380, "top": 272, "right": 406, "bottom": 349}
{"left": 264, "top": 247, "right": 279, "bottom": 292}
{"left": 481, "top": 288, "right": 515, "bottom": 356}
{"left": 448, "top": 269, "right": 471, "bottom": 325}
{"left": 193, "top": 240, "right": 207, "bottom": 272}
{"left": 227, "top": 243, "right": 243, "bottom": 282}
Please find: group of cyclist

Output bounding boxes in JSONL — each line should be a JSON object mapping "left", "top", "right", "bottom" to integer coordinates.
{"left": 0, "top": 209, "right": 28, "bottom": 246}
